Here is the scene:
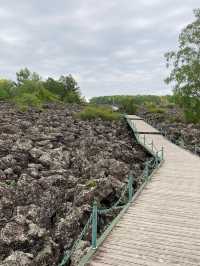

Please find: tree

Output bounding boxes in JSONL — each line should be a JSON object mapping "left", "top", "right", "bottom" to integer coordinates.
{"left": 59, "top": 74, "right": 80, "bottom": 93}
{"left": 16, "top": 68, "right": 41, "bottom": 85}
{"left": 165, "top": 9, "right": 200, "bottom": 123}
{"left": 44, "top": 75, "right": 82, "bottom": 103}
{"left": 59, "top": 74, "right": 81, "bottom": 103}
{"left": 44, "top": 77, "right": 65, "bottom": 99}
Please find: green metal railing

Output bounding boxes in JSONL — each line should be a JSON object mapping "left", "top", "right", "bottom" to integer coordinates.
{"left": 59, "top": 214, "right": 93, "bottom": 266}
{"left": 128, "top": 119, "right": 164, "bottom": 160}
{"left": 58, "top": 116, "right": 164, "bottom": 266}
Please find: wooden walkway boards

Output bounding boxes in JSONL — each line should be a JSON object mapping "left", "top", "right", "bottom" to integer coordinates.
{"left": 88, "top": 116, "right": 200, "bottom": 266}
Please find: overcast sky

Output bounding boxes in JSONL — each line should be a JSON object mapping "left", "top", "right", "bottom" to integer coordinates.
{"left": 0, "top": 0, "right": 199, "bottom": 98}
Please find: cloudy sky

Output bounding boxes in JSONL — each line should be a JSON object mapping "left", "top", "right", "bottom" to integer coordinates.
{"left": 0, "top": 0, "right": 199, "bottom": 98}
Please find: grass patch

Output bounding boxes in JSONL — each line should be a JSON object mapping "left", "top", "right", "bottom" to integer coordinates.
{"left": 86, "top": 179, "right": 97, "bottom": 188}
{"left": 145, "top": 103, "right": 166, "bottom": 114}
{"left": 76, "top": 105, "right": 121, "bottom": 121}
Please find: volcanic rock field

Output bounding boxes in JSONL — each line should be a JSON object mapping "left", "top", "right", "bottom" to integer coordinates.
{"left": 0, "top": 102, "right": 150, "bottom": 266}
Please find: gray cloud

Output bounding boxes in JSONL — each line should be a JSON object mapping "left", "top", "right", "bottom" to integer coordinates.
{"left": 0, "top": 0, "right": 199, "bottom": 98}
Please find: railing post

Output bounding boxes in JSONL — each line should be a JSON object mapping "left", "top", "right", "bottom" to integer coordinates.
{"left": 161, "top": 146, "right": 164, "bottom": 160}
{"left": 92, "top": 201, "right": 97, "bottom": 249}
{"left": 155, "top": 152, "right": 159, "bottom": 166}
{"left": 128, "top": 173, "right": 133, "bottom": 202}
{"left": 137, "top": 132, "right": 140, "bottom": 140}
{"left": 143, "top": 134, "right": 146, "bottom": 145}
{"left": 144, "top": 162, "right": 149, "bottom": 179}
{"left": 194, "top": 144, "right": 197, "bottom": 154}
{"left": 151, "top": 140, "right": 153, "bottom": 151}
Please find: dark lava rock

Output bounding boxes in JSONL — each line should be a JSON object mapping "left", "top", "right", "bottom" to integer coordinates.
{"left": 0, "top": 102, "right": 150, "bottom": 265}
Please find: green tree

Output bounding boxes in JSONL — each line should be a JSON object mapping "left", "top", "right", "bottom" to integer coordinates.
{"left": 165, "top": 9, "right": 200, "bottom": 123}
{"left": 15, "top": 68, "right": 58, "bottom": 109}
{"left": 44, "top": 75, "right": 82, "bottom": 103}
{"left": 43, "top": 77, "right": 65, "bottom": 99}
{"left": 16, "top": 68, "right": 41, "bottom": 85}
{"left": 59, "top": 74, "right": 81, "bottom": 103}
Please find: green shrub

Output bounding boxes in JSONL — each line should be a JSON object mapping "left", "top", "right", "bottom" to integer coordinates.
{"left": 145, "top": 103, "right": 166, "bottom": 114}
{"left": 0, "top": 88, "right": 9, "bottom": 100}
{"left": 86, "top": 179, "right": 97, "bottom": 188}
{"left": 120, "top": 98, "right": 138, "bottom": 114}
{"left": 36, "top": 87, "right": 59, "bottom": 103}
{"left": 63, "top": 90, "right": 81, "bottom": 103}
{"left": 164, "top": 103, "right": 176, "bottom": 109}
{"left": 13, "top": 79, "right": 59, "bottom": 110}
{"left": 149, "top": 107, "right": 166, "bottom": 114}
{"left": 76, "top": 105, "right": 121, "bottom": 121}
{"left": 14, "top": 93, "right": 42, "bottom": 110}
{"left": 0, "top": 79, "right": 14, "bottom": 100}
{"left": 184, "top": 108, "right": 200, "bottom": 123}
{"left": 169, "top": 116, "right": 183, "bottom": 123}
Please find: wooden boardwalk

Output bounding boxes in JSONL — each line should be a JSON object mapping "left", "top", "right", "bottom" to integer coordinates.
{"left": 88, "top": 116, "right": 200, "bottom": 266}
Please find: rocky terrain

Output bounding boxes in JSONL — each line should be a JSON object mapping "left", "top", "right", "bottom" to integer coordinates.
{"left": 138, "top": 107, "right": 200, "bottom": 156}
{"left": 0, "top": 102, "right": 150, "bottom": 266}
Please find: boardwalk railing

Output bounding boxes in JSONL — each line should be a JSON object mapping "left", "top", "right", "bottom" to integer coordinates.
{"left": 127, "top": 118, "right": 164, "bottom": 160}
{"left": 58, "top": 116, "right": 164, "bottom": 266}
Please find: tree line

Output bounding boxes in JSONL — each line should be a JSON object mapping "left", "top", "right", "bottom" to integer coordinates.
{"left": 0, "top": 68, "right": 82, "bottom": 109}
{"left": 90, "top": 95, "right": 173, "bottom": 114}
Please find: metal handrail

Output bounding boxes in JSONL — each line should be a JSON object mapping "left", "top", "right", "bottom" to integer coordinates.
{"left": 59, "top": 214, "right": 93, "bottom": 266}
{"left": 128, "top": 118, "right": 164, "bottom": 160}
